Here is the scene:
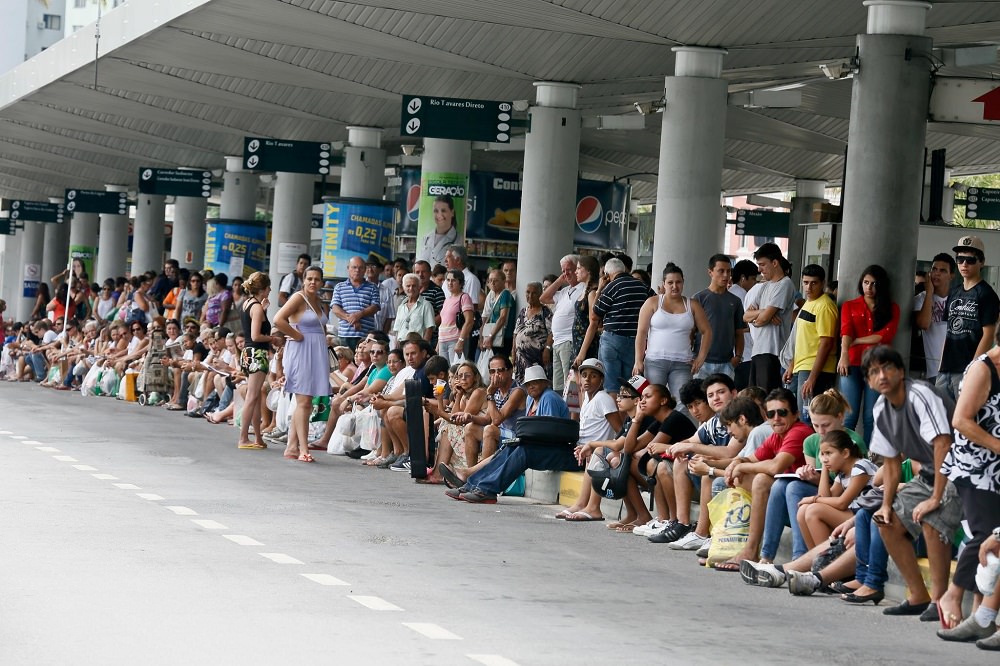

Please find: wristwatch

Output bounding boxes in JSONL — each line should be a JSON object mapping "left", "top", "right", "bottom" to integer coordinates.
{"left": 992, "top": 526, "right": 1000, "bottom": 539}
{"left": 708, "top": 467, "right": 716, "bottom": 478}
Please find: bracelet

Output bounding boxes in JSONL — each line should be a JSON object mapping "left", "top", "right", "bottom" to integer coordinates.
{"left": 458, "top": 338, "right": 465, "bottom": 343}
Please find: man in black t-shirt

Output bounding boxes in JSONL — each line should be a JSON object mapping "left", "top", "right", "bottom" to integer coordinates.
{"left": 937, "top": 236, "right": 1000, "bottom": 400}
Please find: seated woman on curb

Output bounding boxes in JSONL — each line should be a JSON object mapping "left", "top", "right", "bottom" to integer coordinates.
{"left": 423, "top": 361, "right": 488, "bottom": 482}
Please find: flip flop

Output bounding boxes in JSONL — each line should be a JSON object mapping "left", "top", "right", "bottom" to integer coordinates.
{"left": 284, "top": 453, "right": 299, "bottom": 459}
{"left": 298, "top": 453, "right": 315, "bottom": 463}
{"left": 606, "top": 520, "right": 627, "bottom": 529}
{"left": 938, "top": 602, "right": 961, "bottom": 630}
{"left": 238, "top": 443, "right": 266, "bottom": 450}
{"left": 714, "top": 560, "right": 742, "bottom": 572}
{"left": 615, "top": 524, "right": 636, "bottom": 533}
{"left": 564, "top": 511, "right": 604, "bottom": 522}
{"left": 555, "top": 509, "right": 576, "bottom": 520}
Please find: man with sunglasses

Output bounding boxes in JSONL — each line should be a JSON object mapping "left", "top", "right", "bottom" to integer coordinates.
{"left": 716, "top": 387, "right": 813, "bottom": 571}
{"left": 937, "top": 235, "right": 999, "bottom": 400}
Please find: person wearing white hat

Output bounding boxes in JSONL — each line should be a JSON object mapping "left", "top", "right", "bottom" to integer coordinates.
{"left": 937, "top": 235, "right": 1000, "bottom": 400}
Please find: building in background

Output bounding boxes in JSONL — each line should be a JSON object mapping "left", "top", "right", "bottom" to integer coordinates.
{"left": 64, "top": 0, "right": 126, "bottom": 37}
{"left": 0, "top": 0, "right": 67, "bottom": 72}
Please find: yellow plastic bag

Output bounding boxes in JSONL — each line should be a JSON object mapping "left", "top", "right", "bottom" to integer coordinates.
{"left": 706, "top": 487, "right": 752, "bottom": 567}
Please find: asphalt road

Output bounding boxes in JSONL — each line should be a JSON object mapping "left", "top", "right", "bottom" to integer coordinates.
{"left": 0, "top": 383, "right": 986, "bottom": 665}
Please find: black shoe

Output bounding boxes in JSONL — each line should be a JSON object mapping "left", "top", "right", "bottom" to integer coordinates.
{"left": 883, "top": 599, "right": 930, "bottom": 616}
{"left": 843, "top": 589, "right": 885, "bottom": 606}
{"left": 345, "top": 448, "right": 370, "bottom": 460}
{"left": 920, "top": 602, "right": 940, "bottom": 622}
{"left": 648, "top": 522, "right": 692, "bottom": 544}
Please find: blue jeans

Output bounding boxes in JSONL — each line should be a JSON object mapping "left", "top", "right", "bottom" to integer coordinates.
{"left": 598, "top": 331, "right": 635, "bottom": 394}
{"left": 760, "top": 478, "right": 818, "bottom": 561}
{"left": 465, "top": 444, "right": 582, "bottom": 496}
{"left": 853, "top": 508, "right": 889, "bottom": 590}
{"left": 790, "top": 370, "right": 836, "bottom": 424}
{"left": 839, "top": 366, "right": 877, "bottom": 445}
{"left": 27, "top": 352, "right": 46, "bottom": 381}
{"left": 694, "top": 361, "right": 736, "bottom": 380}
{"left": 644, "top": 358, "right": 692, "bottom": 407}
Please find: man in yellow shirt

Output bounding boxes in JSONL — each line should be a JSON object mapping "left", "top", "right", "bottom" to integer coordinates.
{"left": 784, "top": 264, "right": 838, "bottom": 424}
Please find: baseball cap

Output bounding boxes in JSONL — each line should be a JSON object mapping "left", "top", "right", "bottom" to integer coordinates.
{"left": 578, "top": 358, "right": 606, "bottom": 377}
{"left": 618, "top": 374, "right": 649, "bottom": 398}
{"left": 954, "top": 236, "right": 986, "bottom": 257}
{"left": 522, "top": 365, "right": 549, "bottom": 385}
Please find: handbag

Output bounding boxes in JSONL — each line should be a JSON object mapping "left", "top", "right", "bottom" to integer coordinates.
{"left": 310, "top": 395, "right": 331, "bottom": 422}
{"left": 586, "top": 448, "right": 631, "bottom": 500}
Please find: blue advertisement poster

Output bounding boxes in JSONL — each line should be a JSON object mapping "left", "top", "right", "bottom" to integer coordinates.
{"left": 394, "top": 168, "right": 628, "bottom": 250}
{"left": 203, "top": 219, "right": 267, "bottom": 278}
{"left": 323, "top": 199, "right": 396, "bottom": 279}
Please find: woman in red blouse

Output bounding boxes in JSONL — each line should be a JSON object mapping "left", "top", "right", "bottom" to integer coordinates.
{"left": 836, "top": 264, "right": 899, "bottom": 443}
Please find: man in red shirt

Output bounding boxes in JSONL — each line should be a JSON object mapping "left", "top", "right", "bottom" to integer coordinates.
{"left": 716, "top": 388, "right": 814, "bottom": 570}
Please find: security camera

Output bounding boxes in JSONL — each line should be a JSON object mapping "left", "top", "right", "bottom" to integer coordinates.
{"left": 400, "top": 144, "right": 416, "bottom": 156}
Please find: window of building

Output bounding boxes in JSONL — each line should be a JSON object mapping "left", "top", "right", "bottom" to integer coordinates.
{"left": 42, "top": 14, "right": 62, "bottom": 31}
{"left": 74, "top": 0, "right": 86, "bottom": 7}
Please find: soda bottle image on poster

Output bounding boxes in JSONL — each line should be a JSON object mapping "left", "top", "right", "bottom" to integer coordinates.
{"left": 415, "top": 171, "right": 468, "bottom": 268}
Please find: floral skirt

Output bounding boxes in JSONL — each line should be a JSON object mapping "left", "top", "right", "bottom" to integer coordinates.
{"left": 240, "top": 347, "right": 269, "bottom": 375}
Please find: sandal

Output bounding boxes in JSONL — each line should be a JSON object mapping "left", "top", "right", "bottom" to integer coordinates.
{"left": 364, "top": 457, "right": 385, "bottom": 467}
{"left": 238, "top": 442, "right": 267, "bottom": 450}
{"left": 615, "top": 523, "right": 636, "bottom": 533}
{"left": 298, "top": 453, "right": 315, "bottom": 463}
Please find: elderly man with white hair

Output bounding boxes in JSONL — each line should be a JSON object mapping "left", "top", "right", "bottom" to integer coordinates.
{"left": 392, "top": 273, "right": 436, "bottom": 343}
{"left": 540, "top": 254, "right": 585, "bottom": 393}
{"left": 590, "top": 257, "right": 653, "bottom": 397}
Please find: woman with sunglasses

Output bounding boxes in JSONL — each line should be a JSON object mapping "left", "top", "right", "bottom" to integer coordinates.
{"left": 179, "top": 272, "right": 208, "bottom": 324}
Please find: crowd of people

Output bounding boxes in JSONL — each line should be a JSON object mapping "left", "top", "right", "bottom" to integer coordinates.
{"left": 3, "top": 236, "right": 1000, "bottom": 652}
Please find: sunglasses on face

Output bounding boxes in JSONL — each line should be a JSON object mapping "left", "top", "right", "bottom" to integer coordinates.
{"left": 766, "top": 408, "right": 790, "bottom": 418}
{"left": 955, "top": 255, "right": 980, "bottom": 265}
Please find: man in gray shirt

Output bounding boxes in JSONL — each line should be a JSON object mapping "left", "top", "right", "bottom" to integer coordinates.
{"left": 743, "top": 243, "right": 795, "bottom": 392}
{"left": 693, "top": 254, "right": 746, "bottom": 380}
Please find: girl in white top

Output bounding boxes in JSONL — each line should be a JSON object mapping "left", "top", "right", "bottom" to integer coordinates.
{"left": 633, "top": 263, "right": 711, "bottom": 404}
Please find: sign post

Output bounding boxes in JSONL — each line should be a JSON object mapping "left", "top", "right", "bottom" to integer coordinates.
{"left": 64, "top": 189, "right": 129, "bottom": 215}
{"left": 8, "top": 200, "right": 65, "bottom": 224}
{"left": 964, "top": 187, "right": 1000, "bottom": 220}
{"left": 138, "top": 168, "right": 213, "bottom": 197}
{"left": 734, "top": 209, "right": 791, "bottom": 238}
{"left": 401, "top": 95, "right": 514, "bottom": 143}
{"left": 242, "top": 138, "right": 341, "bottom": 174}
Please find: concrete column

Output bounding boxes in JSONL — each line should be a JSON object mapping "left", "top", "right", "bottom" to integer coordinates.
{"left": 42, "top": 196, "right": 70, "bottom": 285}
{"left": 0, "top": 217, "right": 22, "bottom": 315}
{"left": 95, "top": 184, "right": 130, "bottom": 282}
{"left": 131, "top": 193, "right": 166, "bottom": 275}
{"left": 838, "top": 0, "right": 932, "bottom": 364}
{"left": 17, "top": 221, "right": 45, "bottom": 321}
{"left": 789, "top": 180, "right": 827, "bottom": 282}
{"left": 516, "top": 82, "right": 582, "bottom": 296}
{"left": 268, "top": 171, "right": 316, "bottom": 318}
{"left": 341, "top": 126, "right": 386, "bottom": 199}
{"left": 172, "top": 193, "right": 208, "bottom": 270}
{"left": 652, "top": 47, "right": 728, "bottom": 292}
{"left": 417, "top": 138, "right": 471, "bottom": 269}
{"left": 69, "top": 211, "right": 99, "bottom": 282}
{"left": 220, "top": 156, "right": 258, "bottom": 220}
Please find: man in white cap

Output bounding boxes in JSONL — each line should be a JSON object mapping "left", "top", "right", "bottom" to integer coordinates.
{"left": 937, "top": 235, "right": 1000, "bottom": 400}
{"left": 444, "top": 363, "right": 575, "bottom": 503}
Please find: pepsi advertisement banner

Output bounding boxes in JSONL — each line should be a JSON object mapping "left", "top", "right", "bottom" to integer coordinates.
{"left": 322, "top": 199, "right": 396, "bottom": 278}
{"left": 203, "top": 219, "right": 267, "bottom": 279}
{"left": 393, "top": 168, "right": 628, "bottom": 251}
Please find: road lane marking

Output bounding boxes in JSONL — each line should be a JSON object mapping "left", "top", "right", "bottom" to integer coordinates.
{"left": 23, "top": 440, "right": 44, "bottom": 445}
{"left": 301, "top": 573, "right": 349, "bottom": 586}
{"left": 10, "top": 435, "right": 28, "bottom": 440}
{"left": 53, "top": 455, "right": 78, "bottom": 462}
{"left": 403, "top": 623, "right": 461, "bottom": 640}
{"left": 468, "top": 656, "right": 521, "bottom": 666}
{"left": 113, "top": 483, "right": 141, "bottom": 490}
{"left": 0, "top": 430, "right": 12, "bottom": 434}
{"left": 223, "top": 534, "right": 264, "bottom": 546}
{"left": 191, "top": 519, "right": 227, "bottom": 529}
{"left": 92, "top": 473, "right": 119, "bottom": 480}
{"left": 73, "top": 465, "right": 98, "bottom": 471}
{"left": 35, "top": 446, "right": 60, "bottom": 452}
{"left": 137, "top": 493, "right": 164, "bottom": 500}
{"left": 165, "top": 506, "right": 198, "bottom": 516}
{"left": 348, "top": 596, "right": 403, "bottom": 611}
{"left": 258, "top": 553, "right": 302, "bottom": 564}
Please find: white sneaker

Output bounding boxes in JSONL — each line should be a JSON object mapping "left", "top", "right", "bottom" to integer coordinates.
{"left": 740, "top": 560, "right": 786, "bottom": 587}
{"left": 633, "top": 519, "right": 669, "bottom": 537}
{"left": 668, "top": 531, "right": 710, "bottom": 550}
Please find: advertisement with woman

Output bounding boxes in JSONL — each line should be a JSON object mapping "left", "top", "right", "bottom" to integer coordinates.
{"left": 416, "top": 171, "right": 467, "bottom": 268}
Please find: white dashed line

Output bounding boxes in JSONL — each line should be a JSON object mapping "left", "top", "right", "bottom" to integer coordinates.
{"left": 92, "top": 473, "right": 119, "bottom": 480}
{"left": 348, "top": 595, "right": 403, "bottom": 611}
{"left": 0, "top": 430, "right": 12, "bottom": 435}
{"left": 137, "top": 493, "right": 164, "bottom": 501}
{"left": 113, "top": 483, "right": 141, "bottom": 490}
{"left": 191, "top": 519, "right": 227, "bottom": 530}
{"left": 35, "top": 446, "right": 60, "bottom": 452}
{"left": 23, "top": 440, "right": 44, "bottom": 445}
{"left": 258, "top": 553, "right": 303, "bottom": 564}
{"left": 165, "top": 506, "right": 198, "bottom": 516}
{"left": 9, "top": 435, "right": 28, "bottom": 440}
{"left": 222, "top": 534, "right": 264, "bottom": 546}
{"left": 52, "top": 455, "right": 77, "bottom": 462}
{"left": 468, "top": 655, "right": 521, "bottom": 666}
{"left": 301, "top": 573, "right": 349, "bottom": 586}
{"left": 403, "top": 623, "right": 461, "bottom": 640}
{"left": 73, "top": 465, "right": 98, "bottom": 471}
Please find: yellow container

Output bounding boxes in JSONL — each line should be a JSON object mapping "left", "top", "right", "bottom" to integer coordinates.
{"left": 123, "top": 373, "right": 138, "bottom": 402}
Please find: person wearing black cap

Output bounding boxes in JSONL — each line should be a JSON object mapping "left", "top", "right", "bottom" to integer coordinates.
{"left": 937, "top": 235, "right": 1000, "bottom": 401}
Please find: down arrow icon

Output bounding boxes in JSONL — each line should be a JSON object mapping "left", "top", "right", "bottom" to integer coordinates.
{"left": 406, "top": 118, "right": 421, "bottom": 134}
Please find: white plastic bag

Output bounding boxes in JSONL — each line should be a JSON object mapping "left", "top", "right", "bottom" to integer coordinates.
{"left": 327, "top": 410, "right": 361, "bottom": 455}
{"left": 81, "top": 364, "right": 101, "bottom": 396}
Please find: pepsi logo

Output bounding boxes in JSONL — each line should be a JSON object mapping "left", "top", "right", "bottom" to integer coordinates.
{"left": 576, "top": 196, "right": 603, "bottom": 234}
{"left": 406, "top": 184, "right": 421, "bottom": 223}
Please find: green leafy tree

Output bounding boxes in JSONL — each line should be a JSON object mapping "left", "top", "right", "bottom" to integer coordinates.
{"left": 952, "top": 173, "right": 1000, "bottom": 229}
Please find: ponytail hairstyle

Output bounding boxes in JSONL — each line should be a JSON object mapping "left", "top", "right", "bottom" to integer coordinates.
{"left": 821, "top": 429, "right": 862, "bottom": 459}
{"left": 242, "top": 271, "right": 271, "bottom": 297}
{"left": 808, "top": 388, "right": 852, "bottom": 418}
{"left": 662, "top": 262, "right": 684, "bottom": 280}
{"left": 646, "top": 383, "right": 677, "bottom": 410}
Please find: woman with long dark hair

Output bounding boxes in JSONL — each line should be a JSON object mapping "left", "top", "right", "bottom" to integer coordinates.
{"left": 836, "top": 264, "right": 899, "bottom": 443}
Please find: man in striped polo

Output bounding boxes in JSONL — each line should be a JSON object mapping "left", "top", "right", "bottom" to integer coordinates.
{"left": 330, "top": 256, "right": 381, "bottom": 351}
{"left": 591, "top": 257, "right": 653, "bottom": 397}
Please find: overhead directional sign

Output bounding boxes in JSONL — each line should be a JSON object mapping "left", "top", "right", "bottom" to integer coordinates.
{"left": 243, "top": 137, "right": 339, "bottom": 175}
{"left": 138, "top": 168, "right": 213, "bottom": 197}
{"left": 964, "top": 187, "right": 1000, "bottom": 220}
{"left": 929, "top": 78, "right": 1000, "bottom": 125}
{"left": 8, "top": 199, "right": 64, "bottom": 223}
{"left": 0, "top": 219, "right": 14, "bottom": 235}
{"left": 64, "top": 189, "right": 129, "bottom": 215}
{"left": 401, "top": 95, "right": 513, "bottom": 143}
{"left": 733, "top": 209, "right": 790, "bottom": 238}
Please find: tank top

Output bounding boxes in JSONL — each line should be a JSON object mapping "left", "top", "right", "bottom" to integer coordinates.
{"left": 241, "top": 298, "right": 272, "bottom": 350}
{"left": 645, "top": 295, "right": 694, "bottom": 362}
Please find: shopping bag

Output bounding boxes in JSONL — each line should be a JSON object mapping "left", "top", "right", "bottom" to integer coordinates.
{"left": 356, "top": 406, "right": 381, "bottom": 451}
{"left": 310, "top": 395, "right": 331, "bottom": 422}
{"left": 563, "top": 369, "right": 581, "bottom": 415}
{"left": 81, "top": 364, "right": 101, "bottom": 396}
{"left": 327, "top": 411, "right": 361, "bottom": 455}
{"left": 706, "top": 487, "right": 752, "bottom": 567}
